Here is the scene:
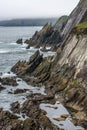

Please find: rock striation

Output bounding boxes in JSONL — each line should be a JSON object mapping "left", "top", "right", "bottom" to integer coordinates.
{"left": 25, "top": 23, "right": 62, "bottom": 48}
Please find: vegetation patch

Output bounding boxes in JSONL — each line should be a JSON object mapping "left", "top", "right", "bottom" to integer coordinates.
{"left": 72, "top": 21, "right": 87, "bottom": 35}
{"left": 76, "top": 21, "right": 87, "bottom": 30}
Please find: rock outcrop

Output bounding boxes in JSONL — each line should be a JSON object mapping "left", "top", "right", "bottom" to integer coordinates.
{"left": 16, "top": 38, "right": 23, "bottom": 44}
{"left": 61, "top": 0, "right": 87, "bottom": 38}
{"left": 0, "top": 77, "right": 18, "bottom": 86}
{"left": 54, "top": 15, "right": 68, "bottom": 32}
{"left": 25, "top": 23, "right": 62, "bottom": 48}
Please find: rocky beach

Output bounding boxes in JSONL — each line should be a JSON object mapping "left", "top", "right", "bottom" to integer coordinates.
{"left": 0, "top": 0, "right": 87, "bottom": 130}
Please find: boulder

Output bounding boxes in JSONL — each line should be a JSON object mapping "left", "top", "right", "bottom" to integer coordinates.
{"left": 0, "top": 77, "right": 18, "bottom": 86}
{"left": 14, "top": 88, "right": 29, "bottom": 94}
{"left": 16, "top": 38, "right": 23, "bottom": 44}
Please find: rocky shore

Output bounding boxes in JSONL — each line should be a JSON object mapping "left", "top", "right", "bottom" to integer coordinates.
{"left": 0, "top": 0, "right": 87, "bottom": 129}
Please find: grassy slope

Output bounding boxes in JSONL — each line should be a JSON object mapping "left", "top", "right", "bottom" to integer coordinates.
{"left": 76, "top": 21, "right": 87, "bottom": 30}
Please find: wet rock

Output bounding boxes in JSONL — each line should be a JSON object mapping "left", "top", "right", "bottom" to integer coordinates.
{"left": 10, "top": 101, "right": 20, "bottom": 113}
{"left": 39, "top": 113, "right": 59, "bottom": 130}
{"left": 28, "top": 50, "right": 40, "bottom": 64}
{"left": 11, "top": 60, "right": 28, "bottom": 75}
{"left": 23, "top": 118, "right": 39, "bottom": 130}
{"left": 0, "top": 77, "right": 18, "bottom": 86}
{"left": 14, "top": 88, "right": 29, "bottom": 94}
{"left": 21, "top": 99, "right": 40, "bottom": 118}
{"left": 16, "top": 38, "right": 23, "bottom": 44}
{"left": 26, "top": 93, "right": 54, "bottom": 102}
{"left": 11, "top": 51, "right": 43, "bottom": 76}
{"left": 0, "top": 85, "right": 5, "bottom": 91}
{"left": 61, "top": 114, "right": 69, "bottom": 119}
{"left": 53, "top": 117, "right": 65, "bottom": 121}
{"left": 0, "top": 110, "right": 19, "bottom": 124}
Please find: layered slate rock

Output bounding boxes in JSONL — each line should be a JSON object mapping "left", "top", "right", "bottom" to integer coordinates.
{"left": 62, "top": 0, "right": 87, "bottom": 38}
{"left": 25, "top": 23, "right": 62, "bottom": 48}
{"left": 54, "top": 15, "right": 68, "bottom": 32}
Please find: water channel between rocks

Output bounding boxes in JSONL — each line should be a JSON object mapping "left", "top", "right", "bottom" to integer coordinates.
{"left": 0, "top": 72, "right": 84, "bottom": 130}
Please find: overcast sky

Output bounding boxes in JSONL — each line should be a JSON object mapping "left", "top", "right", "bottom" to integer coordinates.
{"left": 0, "top": 0, "right": 79, "bottom": 20}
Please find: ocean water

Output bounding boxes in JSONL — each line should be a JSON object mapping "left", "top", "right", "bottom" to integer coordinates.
{"left": 0, "top": 26, "right": 56, "bottom": 73}
{"left": 0, "top": 26, "right": 42, "bottom": 73}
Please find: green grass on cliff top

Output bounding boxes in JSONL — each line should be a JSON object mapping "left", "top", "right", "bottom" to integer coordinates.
{"left": 76, "top": 21, "right": 87, "bottom": 30}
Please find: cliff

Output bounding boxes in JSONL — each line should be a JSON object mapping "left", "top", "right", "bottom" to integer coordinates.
{"left": 62, "top": 0, "right": 87, "bottom": 37}
{"left": 54, "top": 15, "right": 68, "bottom": 32}
{"left": 11, "top": 0, "right": 87, "bottom": 129}
{"left": 25, "top": 23, "right": 62, "bottom": 48}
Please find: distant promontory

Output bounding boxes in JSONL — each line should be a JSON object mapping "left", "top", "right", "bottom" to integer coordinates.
{"left": 0, "top": 18, "right": 57, "bottom": 26}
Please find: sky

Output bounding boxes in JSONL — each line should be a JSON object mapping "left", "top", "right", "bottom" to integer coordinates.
{"left": 0, "top": 0, "right": 80, "bottom": 20}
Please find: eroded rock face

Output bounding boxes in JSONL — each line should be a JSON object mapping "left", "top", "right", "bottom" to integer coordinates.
{"left": 14, "top": 88, "right": 29, "bottom": 94}
{"left": 10, "top": 101, "right": 20, "bottom": 113}
{"left": 11, "top": 50, "right": 43, "bottom": 76}
{"left": 25, "top": 23, "right": 62, "bottom": 48}
{"left": 62, "top": 0, "right": 87, "bottom": 37}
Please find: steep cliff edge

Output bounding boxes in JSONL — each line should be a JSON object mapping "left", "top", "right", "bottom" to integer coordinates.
{"left": 54, "top": 15, "right": 68, "bottom": 32}
{"left": 58, "top": 22, "right": 87, "bottom": 80}
{"left": 62, "top": 0, "right": 87, "bottom": 37}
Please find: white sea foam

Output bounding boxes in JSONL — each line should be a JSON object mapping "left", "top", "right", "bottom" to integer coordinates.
{"left": 0, "top": 49, "right": 10, "bottom": 54}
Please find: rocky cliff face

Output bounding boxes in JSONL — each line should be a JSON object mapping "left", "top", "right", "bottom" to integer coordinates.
{"left": 11, "top": 0, "right": 87, "bottom": 129}
{"left": 54, "top": 15, "right": 68, "bottom": 32}
{"left": 25, "top": 23, "right": 62, "bottom": 48}
{"left": 62, "top": 0, "right": 87, "bottom": 37}
{"left": 59, "top": 30, "right": 87, "bottom": 76}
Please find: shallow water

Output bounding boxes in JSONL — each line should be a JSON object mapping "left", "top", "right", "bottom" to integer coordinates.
{"left": 40, "top": 102, "right": 84, "bottom": 130}
{"left": 0, "top": 74, "right": 46, "bottom": 110}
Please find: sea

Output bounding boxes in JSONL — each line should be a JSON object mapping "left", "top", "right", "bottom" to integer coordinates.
{"left": 0, "top": 26, "right": 84, "bottom": 130}
{"left": 0, "top": 26, "right": 55, "bottom": 73}
{"left": 0, "top": 26, "right": 42, "bottom": 73}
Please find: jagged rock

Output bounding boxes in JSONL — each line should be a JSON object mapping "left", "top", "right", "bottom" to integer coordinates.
{"left": 0, "top": 77, "right": 18, "bottom": 86}
{"left": 10, "top": 101, "right": 20, "bottom": 113}
{"left": 26, "top": 23, "right": 62, "bottom": 48}
{"left": 21, "top": 99, "right": 40, "bottom": 118}
{"left": 62, "top": 0, "right": 87, "bottom": 38}
{"left": 54, "top": 15, "right": 68, "bottom": 32}
{"left": 28, "top": 50, "right": 40, "bottom": 64}
{"left": 14, "top": 88, "right": 29, "bottom": 94}
{"left": 11, "top": 51, "right": 43, "bottom": 76}
{"left": 16, "top": 38, "right": 23, "bottom": 44}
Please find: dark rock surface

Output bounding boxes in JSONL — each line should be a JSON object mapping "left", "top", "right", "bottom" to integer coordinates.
{"left": 16, "top": 38, "right": 23, "bottom": 44}
{"left": 0, "top": 85, "right": 5, "bottom": 91}
{"left": 0, "top": 77, "right": 18, "bottom": 86}
{"left": 54, "top": 15, "right": 68, "bottom": 32}
{"left": 25, "top": 23, "right": 62, "bottom": 49}
{"left": 62, "top": 0, "right": 87, "bottom": 38}
{"left": 14, "top": 88, "right": 29, "bottom": 94}
{"left": 10, "top": 101, "right": 20, "bottom": 113}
